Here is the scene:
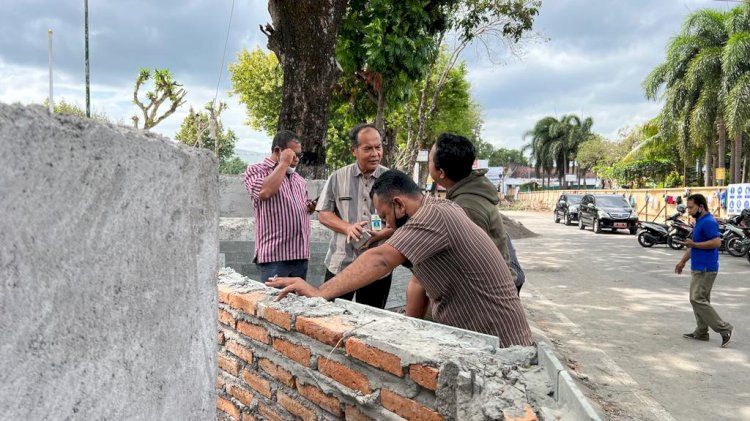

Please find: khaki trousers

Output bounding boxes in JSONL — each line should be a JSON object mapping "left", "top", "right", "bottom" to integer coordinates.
{"left": 689, "top": 271, "right": 732, "bottom": 335}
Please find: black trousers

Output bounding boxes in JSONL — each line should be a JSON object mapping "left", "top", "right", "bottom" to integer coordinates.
{"left": 324, "top": 269, "right": 392, "bottom": 309}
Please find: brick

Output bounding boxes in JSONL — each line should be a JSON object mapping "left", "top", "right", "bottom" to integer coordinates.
{"left": 240, "top": 414, "right": 257, "bottom": 421}
{"left": 259, "top": 358, "right": 295, "bottom": 388}
{"left": 258, "top": 402, "right": 286, "bottom": 421}
{"left": 218, "top": 284, "right": 233, "bottom": 304}
{"left": 217, "top": 375, "right": 226, "bottom": 391}
{"left": 262, "top": 306, "right": 293, "bottom": 330}
{"left": 226, "top": 340, "right": 254, "bottom": 365}
{"left": 272, "top": 337, "right": 311, "bottom": 367}
{"left": 241, "top": 369, "right": 272, "bottom": 398}
{"left": 502, "top": 404, "right": 539, "bottom": 421}
{"left": 219, "top": 309, "right": 236, "bottom": 328}
{"left": 216, "top": 396, "right": 240, "bottom": 420}
{"left": 229, "top": 291, "right": 269, "bottom": 316}
{"left": 346, "top": 338, "right": 403, "bottom": 377}
{"left": 380, "top": 389, "right": 443, "bottom": 421}
{"left": 296, "top": 315, "right": 353, "bottom": 347}
{"left": 345, "top": 405, "right": 375, "bottom": 421}
{"left": 317, "top": 356, "right": 371, "bottom": 394}
{"left": 297, "top": 382, "right": 342, "bottom": 417}
{"left": 218, "top": 331, "right": 226, "bottom": 345}
{"left": 218, "top": 354, "right": 240, "bottom": 377}
{"left": 409, "top": 364, "right": 439, "bottom": 391}
{"left": 277, "top": 392, "right": 317, "bottom": 421}
{"left": 237, "top": 321, "right": 270, "bottom": 344}
{"left": 228, "top": 384, "right": 254, "bottom": 407}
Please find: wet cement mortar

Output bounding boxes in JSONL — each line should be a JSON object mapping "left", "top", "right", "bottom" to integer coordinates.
{"left": 218, "top": 269, "right": 561, "bottom": 420}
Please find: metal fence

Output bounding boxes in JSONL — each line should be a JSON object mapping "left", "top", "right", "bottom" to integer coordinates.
{"left": 518, "top": 187, "right": 729, "bottom": 222}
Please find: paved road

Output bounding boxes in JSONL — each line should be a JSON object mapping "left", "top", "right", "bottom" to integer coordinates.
{"left": 506, "top": 210, "right": 750, "bottom": 421}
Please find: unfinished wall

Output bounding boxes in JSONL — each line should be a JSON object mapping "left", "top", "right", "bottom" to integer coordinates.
{"left": 217, "top": 269, "right": 557, "bottom": 421}
{"left": 0, "top": 104, "right": 219, "bottom": 419}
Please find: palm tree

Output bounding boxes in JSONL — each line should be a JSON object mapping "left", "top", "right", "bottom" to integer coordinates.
{"left": 523, "top": 114, "right": 593, "bottom": 189}
{"left": 722, "top": 4, "right": 750, "bottom": 183}
{"left": 645, "top": 4, "right": 750, "bottom": 185}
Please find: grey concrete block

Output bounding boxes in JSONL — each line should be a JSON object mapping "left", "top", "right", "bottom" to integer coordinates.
{"left": 0, "top": 104, "right": 219, "bottom": 420}
{"left": 558, "top": 371, "right": 602, "bottom": 421}
{"left": 537, "top": 341, "right": 565, "bottom": 397}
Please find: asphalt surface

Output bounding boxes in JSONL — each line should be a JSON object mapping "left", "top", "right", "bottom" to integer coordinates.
{"left": 506, "top": 210, "right": 750, "bottom": 421}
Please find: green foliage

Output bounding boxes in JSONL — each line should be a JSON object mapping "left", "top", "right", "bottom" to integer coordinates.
{"left": 577, "top": 134, "right": 616, "bottom": 171}
{"left": 174, "top": 102, "right": 238, "bottom": 162}
{"left": 132, "top": 68, "right": 187, "bottom": 129}
{"left": 219, "top": 157, "right": 248, "bottom": 174}
{"left": 44, "top": 98, "right": 111, "bottom": 123}
{"left": 523, "top": 114, "right": 593, "bottom": 185}
{"left": 229, "top": 48, "right": 282, "bottom": 135}
{"left": 602, "top": 158, "right": 675, "bottom": 188}
{"left": 488, "top": 147, "right": 528, "bottom": 167}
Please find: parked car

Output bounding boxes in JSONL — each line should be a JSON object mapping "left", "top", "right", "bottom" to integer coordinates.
{"left": 554, "top": 193, "right": 584, "bottom": 225}
{"left": 578, "top": 194, "right": 638, "bottom": 234}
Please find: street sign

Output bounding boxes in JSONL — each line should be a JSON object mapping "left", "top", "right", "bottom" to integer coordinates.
{"left": 726, "top": 183, "right": 750, "bottom": 215}
{"left": 416, "top": 150, "right": 429, "bottom": 162}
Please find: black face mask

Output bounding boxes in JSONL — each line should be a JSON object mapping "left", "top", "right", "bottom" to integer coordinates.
{"left": 393, "top": 202, "right": 410, "bottom": 228}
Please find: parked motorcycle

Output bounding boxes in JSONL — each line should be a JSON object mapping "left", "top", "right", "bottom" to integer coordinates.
{"left": 636, "top": 205, "right": 689, "bottom": 248}
{"left": 667, "top": 209, "right": 693, "bottom": 250}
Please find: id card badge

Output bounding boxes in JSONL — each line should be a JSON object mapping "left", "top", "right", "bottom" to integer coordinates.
{"left": 370, "top": 214, "right": 382, "bottom": 231}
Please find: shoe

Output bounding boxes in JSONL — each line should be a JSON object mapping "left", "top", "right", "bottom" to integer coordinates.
{"left": 721, "top": 330, "right": 733, "bottom": 348}
{"left": 682, "top": 332, "right": 709, "bottom": 341}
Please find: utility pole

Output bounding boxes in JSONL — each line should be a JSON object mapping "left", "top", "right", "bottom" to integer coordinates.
{"left": 84, "top": 0, "right": 90, "bottom": 118}
{"left": 48, "top": 29, "right": 53, "bottom": 114}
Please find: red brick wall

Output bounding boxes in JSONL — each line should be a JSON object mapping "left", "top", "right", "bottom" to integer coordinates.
{"left": 215, "top": 275, "right": 541, "bottom": 421}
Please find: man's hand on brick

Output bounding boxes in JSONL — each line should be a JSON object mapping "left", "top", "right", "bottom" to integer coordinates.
{"left": 268, "top": 277, "right": 321, "bottom": 301}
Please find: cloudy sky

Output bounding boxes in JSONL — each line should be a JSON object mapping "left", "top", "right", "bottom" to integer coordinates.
{"left": 0, "top": 0, "right": 731, "bottom": 155}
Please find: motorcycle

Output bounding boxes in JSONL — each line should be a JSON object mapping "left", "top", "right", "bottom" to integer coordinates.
{"left": 726, "top": 230, "right": 750, "bottom": 257}
{"left": 636, "top": 205, "right": 689, "bottom": 248}
{"left": 667, "top": 214, "right": 693, "bottom": 250}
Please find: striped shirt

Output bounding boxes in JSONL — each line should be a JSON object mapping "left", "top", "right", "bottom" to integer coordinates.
{"left": 316, "top": 163, "right": 388, "bottom": 274}
{"left": 386, "top": 196, "right": 534, "bottom": 347}
{"left": 244, "top": 158, "right": 310, "bottom": 263}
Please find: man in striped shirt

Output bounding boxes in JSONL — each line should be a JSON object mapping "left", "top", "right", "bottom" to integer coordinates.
{"left": 244, "top": 130, "right": 314, "bottom": 282}
{"left": 315, "top": 124, "right": 394, "bottom": 308}
{"left": 270, "top": 170, "right": 534, "bottom": 347}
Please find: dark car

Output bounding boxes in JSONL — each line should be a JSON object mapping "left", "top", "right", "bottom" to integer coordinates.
{"left": 578, "top": 194, "right": 638, "bottom": 234}
{"left": 554, "top": 194, "right": 584, "bottom": 225}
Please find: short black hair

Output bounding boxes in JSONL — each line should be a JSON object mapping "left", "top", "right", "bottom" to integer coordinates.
{"left": 349, "top": 123, "right": 383, "bottom": 148}
{"left": 272, "top": 130, "right": 300, "bottom": 151}
{"left": 370, "top": 170, "right": 422, "bottom": 201}
{"left": 433, "top": 133, "right": 475, "bottom": 181}
{"left": 687, "top": 193, "right": 708, "bottom": 210}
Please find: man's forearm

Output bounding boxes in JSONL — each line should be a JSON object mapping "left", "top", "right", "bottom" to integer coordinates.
{"left": 318, "top": 247, "right": 396, "bottom": 300}
{"left": 679, "top": 248, "right": 691, "bottom": 264}
{"left": 259, "top": 164, "right": 287, "bottom": 200}
{"left": 692, "top": 238, "right": 722, "bottom": 249}
{"left": 318, "top": 211, "right": 352, "bottom": 235}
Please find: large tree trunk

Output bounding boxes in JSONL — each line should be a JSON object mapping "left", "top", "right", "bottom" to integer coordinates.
{"left": 734, "top": 133, "right": 743, "bottom": 183}
{"left": 263, "top": 0, "right": 348, "bottom": 178}
{"left": 718, "top": 118, "right": 727, "bottom": 185}
{"left": 730, "top": 134, "right": 741, "bottom": 184}
{"left": 704, "top": 144, "right": 713, "bottom": 187}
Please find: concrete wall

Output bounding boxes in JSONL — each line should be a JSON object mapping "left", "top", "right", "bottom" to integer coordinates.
{"left": 216, "top": 270, "right": 561, "bottom": 421}
{"left": 0, "top": 104, "right": 219, "bottom": 419}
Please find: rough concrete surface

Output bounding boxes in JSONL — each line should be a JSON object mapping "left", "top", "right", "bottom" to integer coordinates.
{"left": 0, "top": 104, "right": 219, "bottom": 420}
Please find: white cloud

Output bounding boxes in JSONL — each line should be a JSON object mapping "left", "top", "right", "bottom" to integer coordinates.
{"left": 0, "top": 0, "right": 728, "bottom": 158}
